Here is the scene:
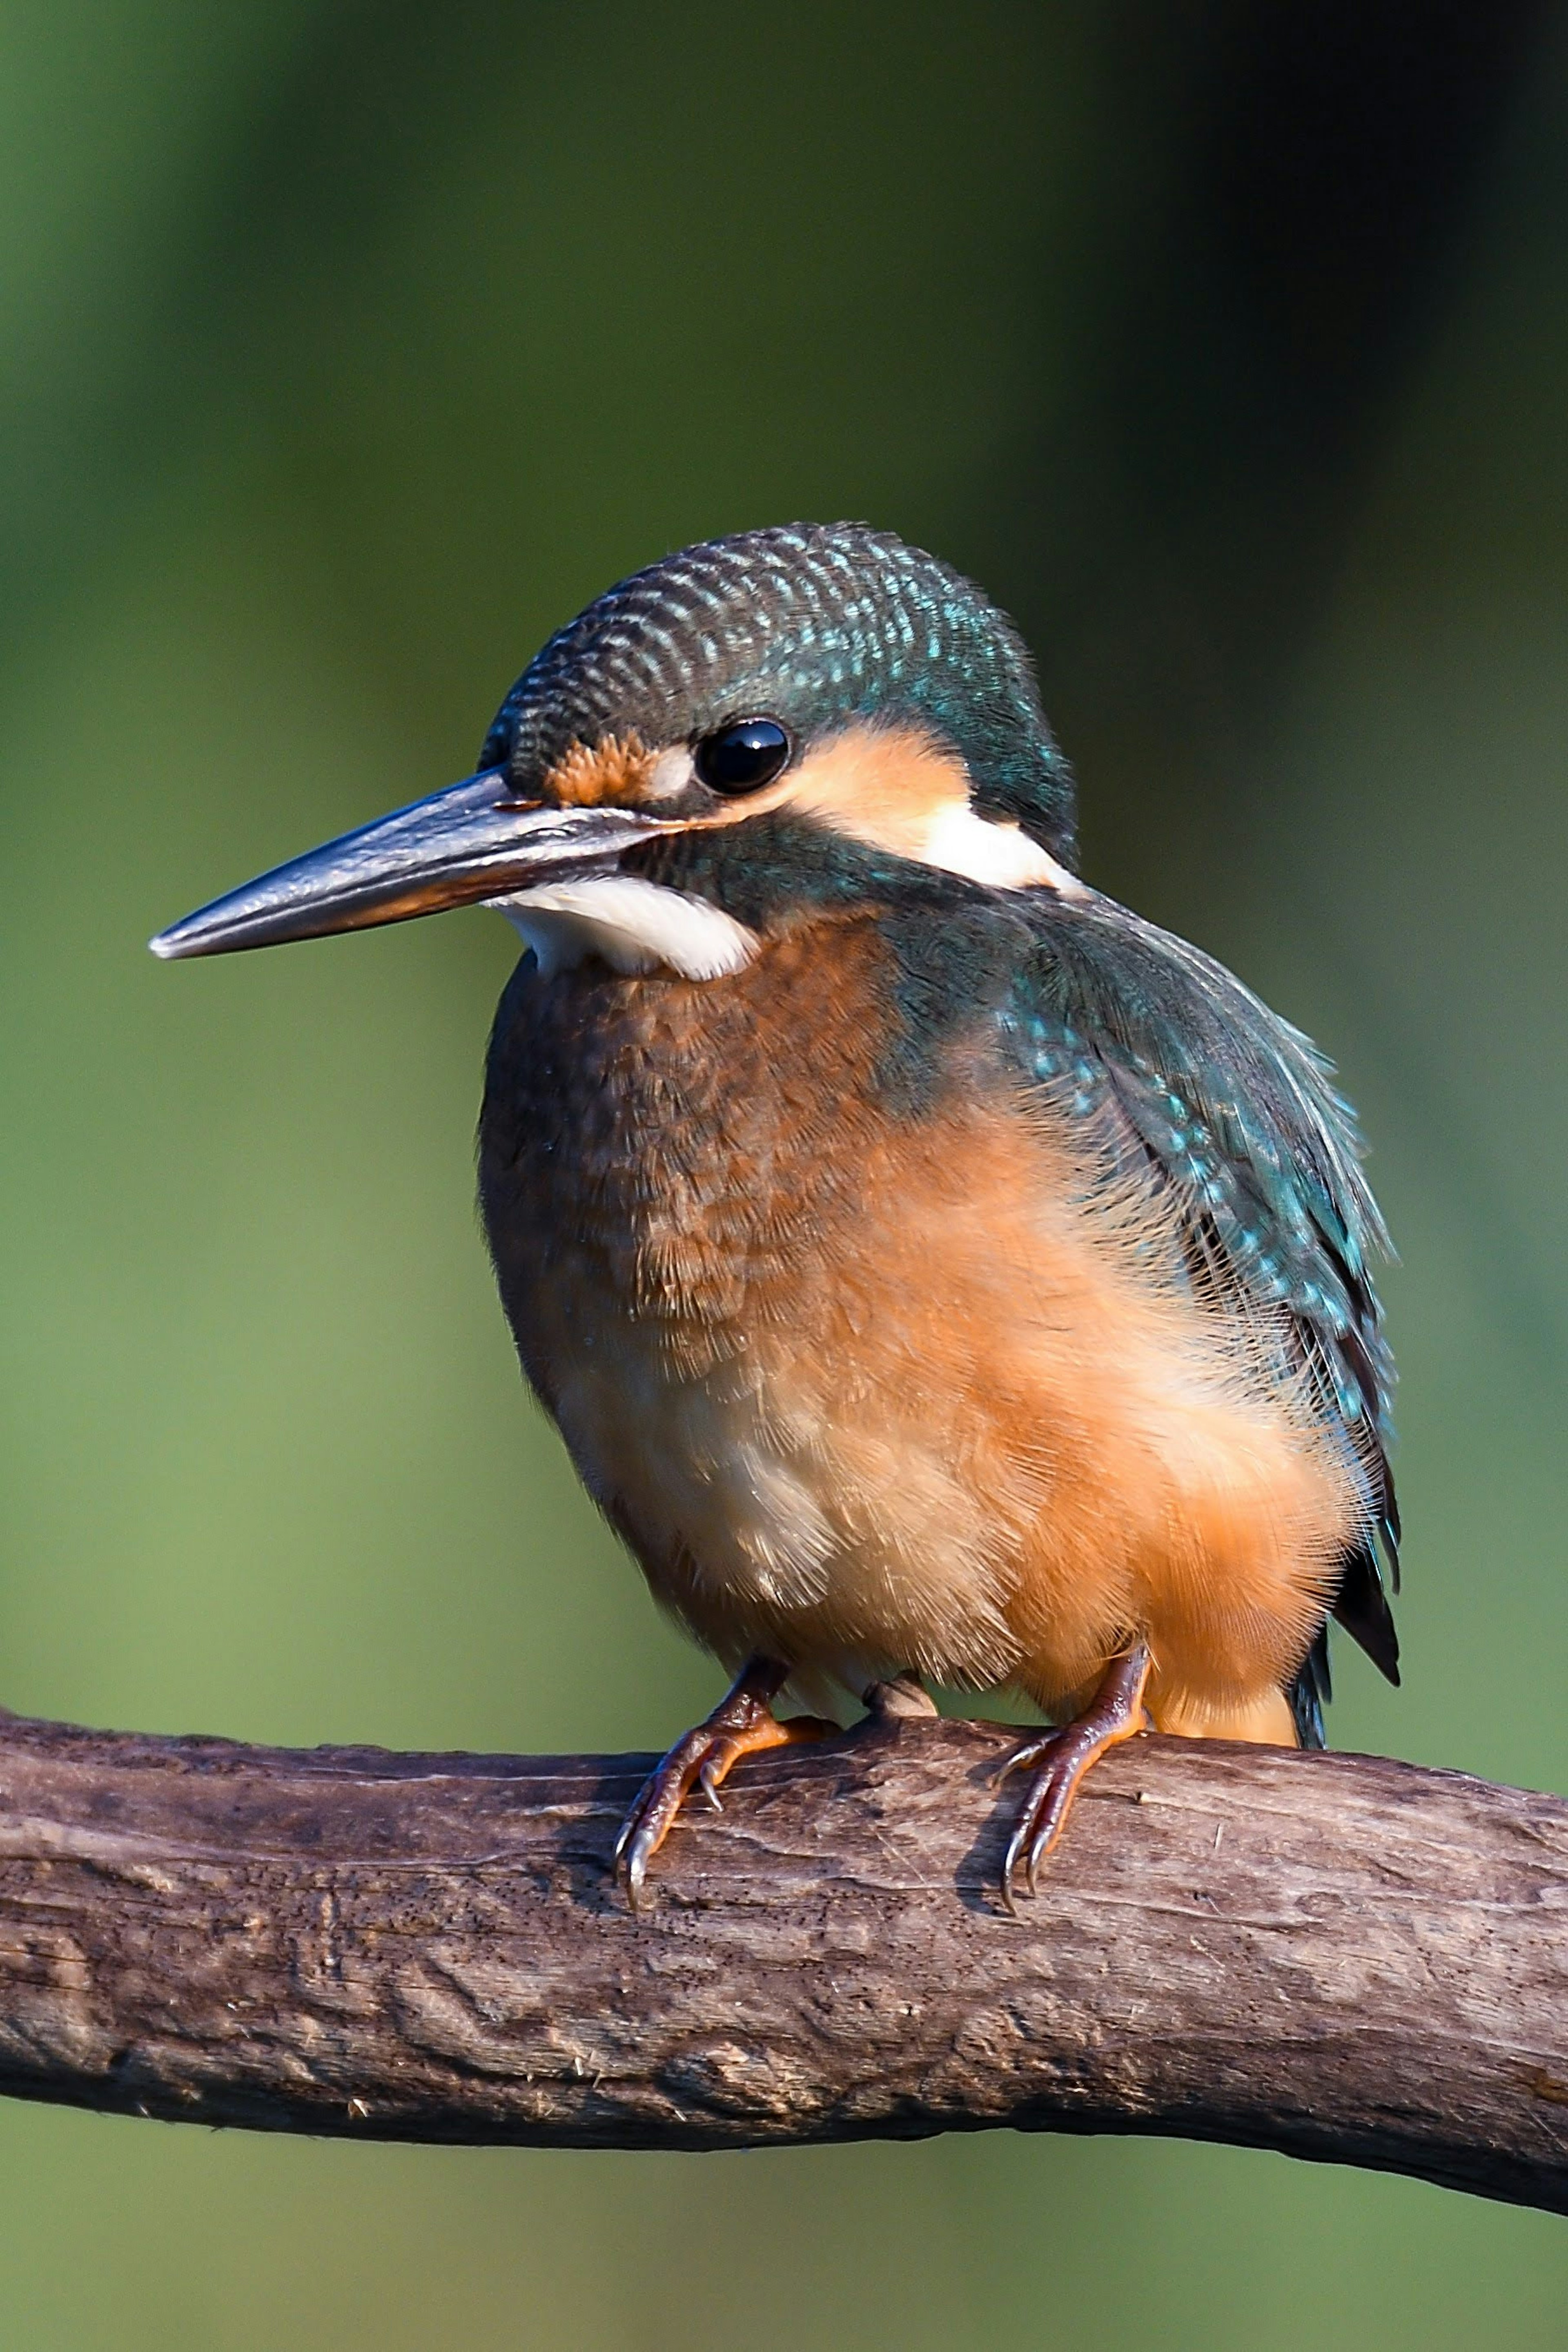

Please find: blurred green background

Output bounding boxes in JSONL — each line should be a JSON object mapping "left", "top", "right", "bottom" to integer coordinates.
{"left": 2, "top": 1, "right": 1566, "bottom": 2343}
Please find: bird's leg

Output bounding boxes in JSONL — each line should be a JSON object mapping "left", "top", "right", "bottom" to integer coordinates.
{"left": 997, "top": 1641, "right": 1152, "bottom": 1912}
{"left": 612, "top": 1658, "right": 833, "bottom": 1908}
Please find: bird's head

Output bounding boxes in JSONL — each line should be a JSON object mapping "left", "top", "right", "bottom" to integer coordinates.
{"left": 151, "top": 523, "right": 1080, "bottom": 978}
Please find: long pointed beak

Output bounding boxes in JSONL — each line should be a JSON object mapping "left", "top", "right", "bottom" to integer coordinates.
{"left": 149, "top": 769, "right": 667, "bottom": 960}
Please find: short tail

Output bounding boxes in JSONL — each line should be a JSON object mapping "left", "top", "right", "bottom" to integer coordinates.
{"left": 1288, "top": 1623, "right": 1332, "bottom": 1749}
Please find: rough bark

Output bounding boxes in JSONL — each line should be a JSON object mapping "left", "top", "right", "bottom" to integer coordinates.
{"left": 0, "top": 1706, "right": 1562, "bottom": 2209}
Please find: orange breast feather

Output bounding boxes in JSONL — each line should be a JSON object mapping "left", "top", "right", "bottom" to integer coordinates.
{"left": 480, "top": 912, "right": 1361, "bottom": 1740}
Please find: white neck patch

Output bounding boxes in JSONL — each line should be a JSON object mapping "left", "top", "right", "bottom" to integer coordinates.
{"left": 915, "top": 803, "right": 1085, "bottom": 894}
{"left": 781, "top": 725, "right": 1085, "bottom": 896}
{"left": 493, "top": 875, "right": 759, "bottom": 981}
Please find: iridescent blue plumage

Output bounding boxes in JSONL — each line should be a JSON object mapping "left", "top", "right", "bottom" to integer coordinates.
{"left": 996, "top": 891, "right": 1399, "bottom": 1743}
{"left": 480, "top": 523, "right": 1077, "bottom": 860}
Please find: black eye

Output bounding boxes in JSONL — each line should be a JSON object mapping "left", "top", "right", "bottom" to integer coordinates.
{"left": 693, "top": 717, "right": 793, "bottom": 795}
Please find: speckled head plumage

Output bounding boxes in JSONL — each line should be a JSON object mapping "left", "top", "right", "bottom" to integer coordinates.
{"left": 486, "top": 523, "right": 1076, "bottom": 860}
{"left": 149, "top": 522, "right": 1080, "bottom": 961}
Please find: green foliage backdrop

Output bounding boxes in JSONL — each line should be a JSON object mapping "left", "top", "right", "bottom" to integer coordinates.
{"left": 1, "top": 3, "right": 1566, "bottom": 2342}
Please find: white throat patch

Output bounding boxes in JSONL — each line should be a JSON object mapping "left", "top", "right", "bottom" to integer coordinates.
{"left": 494, "top": 875, "right": 759, "bottom": 981}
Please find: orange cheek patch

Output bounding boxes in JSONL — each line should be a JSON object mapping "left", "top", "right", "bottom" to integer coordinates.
{"left": 777, "top": 722, "right": 1074, "bottom": 890}
{"left": 786, "top": 722, "right": 974, "bottom": 856}
{"left": 544, "top": 733, "right": 658, "bottom": 808}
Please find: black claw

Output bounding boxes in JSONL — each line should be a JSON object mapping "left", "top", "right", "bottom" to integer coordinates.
{"left": 1001, "top": 1819, "right": 1030, "bottom": 1914}
{"left": 623, "top": 1834, "right": 651, "bottom": 1910}
{"left": 998, "top": 1730, "right": 1065, "bottom": 1909}
{"left": 996, "top": 1734, "right": 1051, "bottom": 1790}
{"left": 612, "top": 1769, "right": 657, "bottom": 1869}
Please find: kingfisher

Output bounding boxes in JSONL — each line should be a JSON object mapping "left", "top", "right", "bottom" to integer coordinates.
{"left": 151, "top": 523, "right": 1399, "bottom": 1909}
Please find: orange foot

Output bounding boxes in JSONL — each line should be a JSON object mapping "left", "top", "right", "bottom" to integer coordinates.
{"left": 998, "top": 1641, "right": 1152, "bottom": 1913}
{"left": 612, "top": 1658, "right": 833, "bottom": 1908}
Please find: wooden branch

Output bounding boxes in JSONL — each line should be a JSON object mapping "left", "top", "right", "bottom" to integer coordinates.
{"left": 0, "top": 1707, "right": 1562, "bottom": 2210}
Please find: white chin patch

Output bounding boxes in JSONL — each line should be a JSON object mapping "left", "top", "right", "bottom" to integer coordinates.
{"left": 492, "top": 875, "right": 759, "bottom": 981}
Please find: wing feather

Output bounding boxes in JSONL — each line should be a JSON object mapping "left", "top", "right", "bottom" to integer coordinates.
{"left": 1004, "top": 890, "right": 1399, "bottom": 1737}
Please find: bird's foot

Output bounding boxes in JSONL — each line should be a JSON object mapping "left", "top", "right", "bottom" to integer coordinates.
{"left": 612, "top": 1659, "right": 833, "bottom": 1908}
{"left": 997, "top": 1641, "right": 1152, "bottom": 1913}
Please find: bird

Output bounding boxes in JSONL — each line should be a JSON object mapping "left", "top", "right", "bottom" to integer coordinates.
{"left": 151, "top": 521, "right": 1399, "bottom": 1909}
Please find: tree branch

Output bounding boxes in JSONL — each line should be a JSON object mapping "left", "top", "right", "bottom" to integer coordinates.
{"left": 0, "top": 1706, "right": 1562, "bottom": 2208}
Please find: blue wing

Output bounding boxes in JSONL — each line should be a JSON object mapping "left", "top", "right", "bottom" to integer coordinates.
{"left": 1005, "top": 889, "right": 1399, "bottom": 1745}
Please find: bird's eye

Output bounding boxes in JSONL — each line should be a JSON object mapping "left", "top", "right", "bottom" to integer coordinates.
{"left": 693, "top": 717, "right": 793, "bottom": 795}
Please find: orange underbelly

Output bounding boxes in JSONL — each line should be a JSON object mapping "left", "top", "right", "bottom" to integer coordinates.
{"left": 482, "top": 933, "right": 1365, "bottom": 1733}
